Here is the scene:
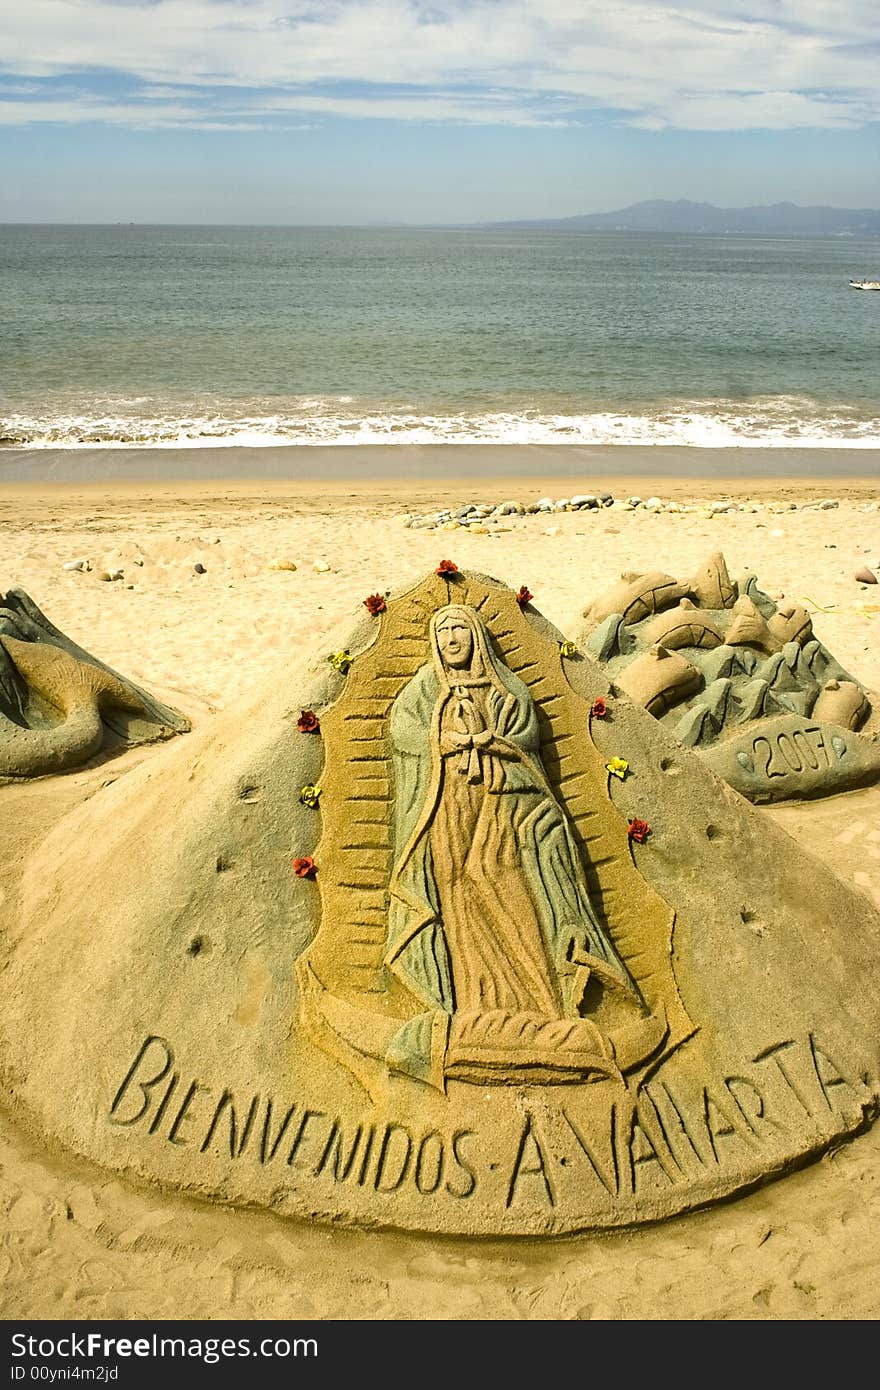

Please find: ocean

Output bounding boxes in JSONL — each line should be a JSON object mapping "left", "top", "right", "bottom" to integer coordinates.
{"left": 1, "top": 224, "right": 879, "bottom": 450}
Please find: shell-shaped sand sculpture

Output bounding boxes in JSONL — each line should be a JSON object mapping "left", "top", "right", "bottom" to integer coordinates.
{"left": 615, "top": 644, "right": 702, "bottom": 715}
{"left": 0, "top": 587, "right": 189, "bottom": 779}
{"left": 2, "top": 568, "right": 880, "bottom": 1238}
{"left": 813, "top": 680, "right": 871, "bottom": 731}
{"left": 690, "top": 551, "right": 736, "bottom": 611}
{"left": 767, "top": 601, "right": 813, "bottom": 648}
{"left": 583, "top": 571, "right": 692, "bottom": 630}
{"left": 576, "top": 555, "right": 879, "bottom": 803}
{"left": 725, "top": 596, "right": 784, "bottom": 655}
{"left": 642, "top": 600, "right": 724, "bottom": 651}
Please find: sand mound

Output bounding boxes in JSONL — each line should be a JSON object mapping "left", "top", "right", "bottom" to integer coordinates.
{"left": 1, "top": 570, "right": 878, "bottom": 1238}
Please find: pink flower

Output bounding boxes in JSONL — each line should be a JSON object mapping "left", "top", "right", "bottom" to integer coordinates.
{"left": 364, "top": 593, "right": 387, "bottom": 616}
{"left": 591, "top": 698, "right": 608, "bottom": 719}
{"left": 516, "top": 585, "right": 534, "bottom": 607}
{"left": 436, "top": 559, "right": 459, "bottom": 576}
{"left": 297, "top": 709, "right": 320, "bottom": 734}
{"left": 627, "top": 818, "right": 651, "bottom": 844}
{"left": 292, "top": 856, "right": 317, "bottom": 879}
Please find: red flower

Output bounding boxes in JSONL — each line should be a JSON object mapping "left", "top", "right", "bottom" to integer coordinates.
{"left": 292, "top": 855, "right": 317, "bottom": 878}
{"left": 591, "top": 698, "right": 608, "bottom": 719}
{"left": 627, "top": 818, "right": 651, "bottom": 844}
{"left": 436, "top": 559, "right": 459, "bottom": 576}
{"left": 364, "top": 593, "right": 387, "bottom": 616}
{"left": 516, "top": 585, "right": 533, "bottom": 607}
{"left": 297, "top": 709, "right": 320, "bottom": 734}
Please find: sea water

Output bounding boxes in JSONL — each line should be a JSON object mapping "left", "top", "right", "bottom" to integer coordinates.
{"left": 1, "top": 224, "right": 878, "bottom": 449}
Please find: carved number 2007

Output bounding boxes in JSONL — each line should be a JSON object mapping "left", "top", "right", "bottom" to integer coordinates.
{"left": 753, "top": 727, "right": 830, "bottom": 779}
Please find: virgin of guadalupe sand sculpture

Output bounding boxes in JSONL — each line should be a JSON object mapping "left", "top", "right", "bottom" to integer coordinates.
{"left": 3, "top": 570, "right": 880, "bottom": 1236}
{"left": 298, "top": 590, "right": 679, "bottom": 1096}
{"left": 385, "top": 606, "right": 662, "bottom": 1086}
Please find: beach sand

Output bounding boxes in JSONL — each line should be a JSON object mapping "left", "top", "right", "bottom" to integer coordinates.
{"left": 1, "top": 453, "right": 879, "bottom": 1319}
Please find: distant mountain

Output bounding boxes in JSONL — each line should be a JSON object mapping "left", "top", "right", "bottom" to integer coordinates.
{"left": 490, "top": 199, "right": 880, "bottom": 236}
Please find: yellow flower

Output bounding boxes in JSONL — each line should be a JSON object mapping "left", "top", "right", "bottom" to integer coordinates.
{"left": 606, "top": 757, "right": 629, "bottom": 780}
{"left": 299, "top": 784, "right": 322, "bottom": 809}
{"left": 328, "top": 649, "right": 353, "bottom": 673}
{"left": 558, "top": 639, "right": 578, "bottom": 658}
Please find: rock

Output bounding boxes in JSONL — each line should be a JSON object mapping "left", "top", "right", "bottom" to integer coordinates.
{"left": 313, "top": 561, "right": 332, "bottom": 574}
{"left": 440, "top": 520, "right": 461, "bottom": 531}
{"left": 544, "top": 526, "right": 560, "bottom": 537}
{"left": 854, "top": 567, "right": 877, "bottom": 585}
{"left": 62, "top": 558, "right": 89, "bottom": 573}
{"left": 271, "top": 560, "right": 297, "bottom": 572}
{"left": 708, "top": 500, "right": 734, "bottom": 514}
{"left": 468, "top": 525, "right": 489, "bottom": 534}
{"left": 536, "top": 497, "right": 554, "bottom": 512}
{"left": 819, "top": 499, "right": 839, "bottom": 509}
{"left": 193, "top": 563, "right": 207, "bottom": 575}
{"left": 598, "top": 492, "right": 614, "bottom": 506}
{"left": 643, "top": 497, "right": 664, "bottom": 511}
{"left": 96, "top": 571, "right": 113, "bottom": 583}
{"left": 570, "top": 495, "right": 598, "bottom": 510}
{"left": 554, "top": 499, "right": 570, "bottom": 512}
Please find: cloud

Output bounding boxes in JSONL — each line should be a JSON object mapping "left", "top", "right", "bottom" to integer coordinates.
{"left": 0, "top": 1, "right": 877, "bottom": 132}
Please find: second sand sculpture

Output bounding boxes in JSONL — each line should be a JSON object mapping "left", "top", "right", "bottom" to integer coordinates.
{"left": 2, "top": 569, "right": 879, "bottom": 1236}
{"left": 0, "top": 587, "right": 189, "bottom": 779}
{"left": 578, "top": 552, "right": 880, "bottom": 802}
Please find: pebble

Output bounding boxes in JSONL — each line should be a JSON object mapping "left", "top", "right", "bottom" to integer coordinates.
{"left": 193, "top": 562, "right": 206, "bottom": 575}
{"left": 313, "top": 560, "right": 331, "bottom": 573}
{"left": 854, "top": 566, "right": 878, "bottom": 585}
{"left": 379, "top": 487, "right": 872, "bottom": 534}
{"left": 270, "top": 560, "right": 297, "bottom": 571}
{"left": 62, "top": 558, "right": 89, "bottom": 572}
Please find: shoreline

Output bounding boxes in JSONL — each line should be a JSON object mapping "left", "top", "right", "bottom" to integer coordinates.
{"left": 1, "top": 442, "right": 879, "bottom": 490}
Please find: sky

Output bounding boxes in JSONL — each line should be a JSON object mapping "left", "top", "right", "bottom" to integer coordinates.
{"left": 1, "top": 1, "right": 878, "bottom": 223}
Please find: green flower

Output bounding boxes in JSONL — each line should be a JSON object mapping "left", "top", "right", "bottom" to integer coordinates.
{"left": 328, "top": 649, "right": 353, "bottom": 673}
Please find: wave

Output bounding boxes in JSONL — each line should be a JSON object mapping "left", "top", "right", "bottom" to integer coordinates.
{"left": 1, "top": 396, "right": 878, "bottom": 449}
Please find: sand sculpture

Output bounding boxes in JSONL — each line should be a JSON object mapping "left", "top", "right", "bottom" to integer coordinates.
{"left": 2, "top": 569, "right": 878, "bottom": 1237}
{"left": 579, "top": 554, "right": 880, "bottom": 802}
{"left": 0, "top": 587, "right": 189, "bottom": 779}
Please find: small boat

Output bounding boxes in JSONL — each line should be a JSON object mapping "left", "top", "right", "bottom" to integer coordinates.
{"left": 849, "top": 279, "right": 880, "bottom": 290}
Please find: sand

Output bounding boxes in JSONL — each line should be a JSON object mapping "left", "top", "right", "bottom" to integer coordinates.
{"left": 1, "top": 456, "right": 880, "bottom": 1319}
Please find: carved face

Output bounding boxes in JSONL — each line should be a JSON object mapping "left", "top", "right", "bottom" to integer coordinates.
{"left": 435, "top": 613, "right": 474, "bottom": 670}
